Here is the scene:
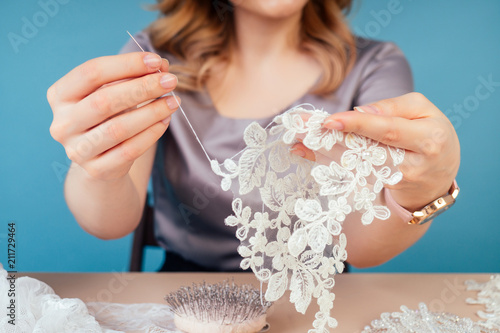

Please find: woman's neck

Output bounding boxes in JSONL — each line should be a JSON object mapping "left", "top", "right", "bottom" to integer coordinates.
{"left": 206, "top": 5, "right": 321, "bottom": 119}
{"left": 231, "top": 6, "right": 302, "bottom": 65}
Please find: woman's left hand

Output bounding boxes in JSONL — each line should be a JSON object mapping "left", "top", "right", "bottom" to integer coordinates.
{"left": 291, "top": 92, "right": 460, "bottom": 212}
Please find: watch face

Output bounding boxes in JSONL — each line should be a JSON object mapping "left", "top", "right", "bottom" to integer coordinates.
{"left": 419, "top": 204, "right": 453, "bottom": 224}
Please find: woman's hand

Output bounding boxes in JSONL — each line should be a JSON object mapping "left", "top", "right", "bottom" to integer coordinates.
{"left": 48, "top": 52, "right": 180, "bottom": 181}
{"left": 292, "top": 92, "right": 460, "bottom": 212}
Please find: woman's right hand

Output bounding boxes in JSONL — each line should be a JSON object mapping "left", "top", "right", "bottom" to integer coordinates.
{"left": 47, "top": 52, "right": 180, "bottom": 181}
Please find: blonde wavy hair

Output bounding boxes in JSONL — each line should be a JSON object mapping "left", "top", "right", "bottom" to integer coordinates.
{"left": 148, "top": 0, "right": 356, "bottom": 96}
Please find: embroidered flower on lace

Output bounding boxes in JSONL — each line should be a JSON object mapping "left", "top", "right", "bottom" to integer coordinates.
{"left": 211, "top": 106, "right": 405, "bottom": 332}
{"left": 362, "top": 275, "right": 500, "bottom": 333}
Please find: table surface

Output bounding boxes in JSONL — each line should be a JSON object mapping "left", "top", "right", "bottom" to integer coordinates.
{"left": 26, "top": 272, "right": 493, "bottom": 333}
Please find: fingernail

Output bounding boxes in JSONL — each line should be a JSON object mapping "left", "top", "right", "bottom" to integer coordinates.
{"left": 324, "top": 119, "right": 344, "bottom": 130}
{"left": 143, "top": 54, "right": 161, "bottom": 68}
{"left": 162, "top": 58, "right": 169, "bottom": 67}
{"left": 160, "top": 74, "right": 177, "bottom": 89}
{"left": 166, "top": 95, "right": 179, "bottom": 110}
{"left": 162, "top": 116, "right": 171, "bottom": 125}
{"left": 354, "top": 105, "right": 379, "bottom": 114}
{"left": 290, "top": 148, "right": 306, "bottom": 157}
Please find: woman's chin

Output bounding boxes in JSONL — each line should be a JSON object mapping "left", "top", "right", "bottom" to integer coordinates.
{"left": 232, "top": 0, "right": 308, "bottom": 20}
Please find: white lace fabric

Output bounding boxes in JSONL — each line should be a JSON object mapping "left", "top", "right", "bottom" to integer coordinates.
{"left": 362, "top": 275, "right": 500, "bottom": 333}
{"left": 466, "top": 275, "right": 500, "bottom": 330}
{"left": 0, "top": 264, "right": 178, "bottom": 333}
{"left": 86, "top": 302, "right": 179, "bottom": 333}
{"left": 211, "top": 106, "right": 405, "bottom": 332}
{"left": 0, "top": 265, "right": 104, "bottom": 333}
{"left": 362, "top": 302, "right": 500, "bottom": 333}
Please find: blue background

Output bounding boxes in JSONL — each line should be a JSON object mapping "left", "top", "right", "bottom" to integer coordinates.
{"left": 0, "top": 0, "right": 499, "bottom": 273}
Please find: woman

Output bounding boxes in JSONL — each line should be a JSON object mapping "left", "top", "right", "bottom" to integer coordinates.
{"left": 47, "top": 0, "right": 459, "bottom": 271}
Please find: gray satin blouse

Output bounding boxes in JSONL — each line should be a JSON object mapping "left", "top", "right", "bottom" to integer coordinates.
{"left": 120, "top": 31, "right": 413, "bottom": 270}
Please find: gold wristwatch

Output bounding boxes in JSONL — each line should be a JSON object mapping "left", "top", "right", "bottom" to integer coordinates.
{"left": 385, "top": 180, "right": 459, "bottom": 225}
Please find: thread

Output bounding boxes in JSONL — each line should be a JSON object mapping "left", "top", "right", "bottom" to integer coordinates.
{"left": 126, "top": 31, "right": 212, "bottom": 163}
{"left": 126, "top": 33, "right": 317, "bottom": 309}
{"left": 127, "top": 32, "right": 317, "bottom": 168}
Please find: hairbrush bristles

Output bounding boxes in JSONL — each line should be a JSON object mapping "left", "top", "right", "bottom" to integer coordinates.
{"left": 165, "top": 280, "right": 272, "bottom": 333}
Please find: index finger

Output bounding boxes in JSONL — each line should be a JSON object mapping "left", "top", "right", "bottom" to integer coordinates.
{"left": 357, "top": 92, "right": 443, "bottom": 119}
{"left": 50, "top": 52, "right": 166, "bottom": 102}
{"left": 324, "top": 111, "right": 429, "bottom": 152}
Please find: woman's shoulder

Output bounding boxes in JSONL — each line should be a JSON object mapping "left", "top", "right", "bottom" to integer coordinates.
{"left": 345, "top": 36, "right": 413, "bottom": 105}
{"left": 354, "top": 36, "right": 407, "bottom": 64}
{"left": 349, "top": 36, "right": 411, "bottom": 81}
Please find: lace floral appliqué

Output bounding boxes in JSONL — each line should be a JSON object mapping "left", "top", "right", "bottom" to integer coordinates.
{"left": 362, "top": 302, "right": 499, "bottom": 333}
{"left": 466, "top": 275, "right": 500, "bottom": 330}
{"left": 362, "top": 275, "right": 500, "bottom": 333}
{"left": 211, "top": 106, "right": 405, "bottom": 332}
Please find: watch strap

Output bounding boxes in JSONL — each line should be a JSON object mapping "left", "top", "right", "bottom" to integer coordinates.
{"left": 384, "top": 180, "right": 458, "bottom": 224}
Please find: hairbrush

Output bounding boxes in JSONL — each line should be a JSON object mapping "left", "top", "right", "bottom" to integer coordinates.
{"left": 164, "top": 280, "right": 272, "bottom": 333}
